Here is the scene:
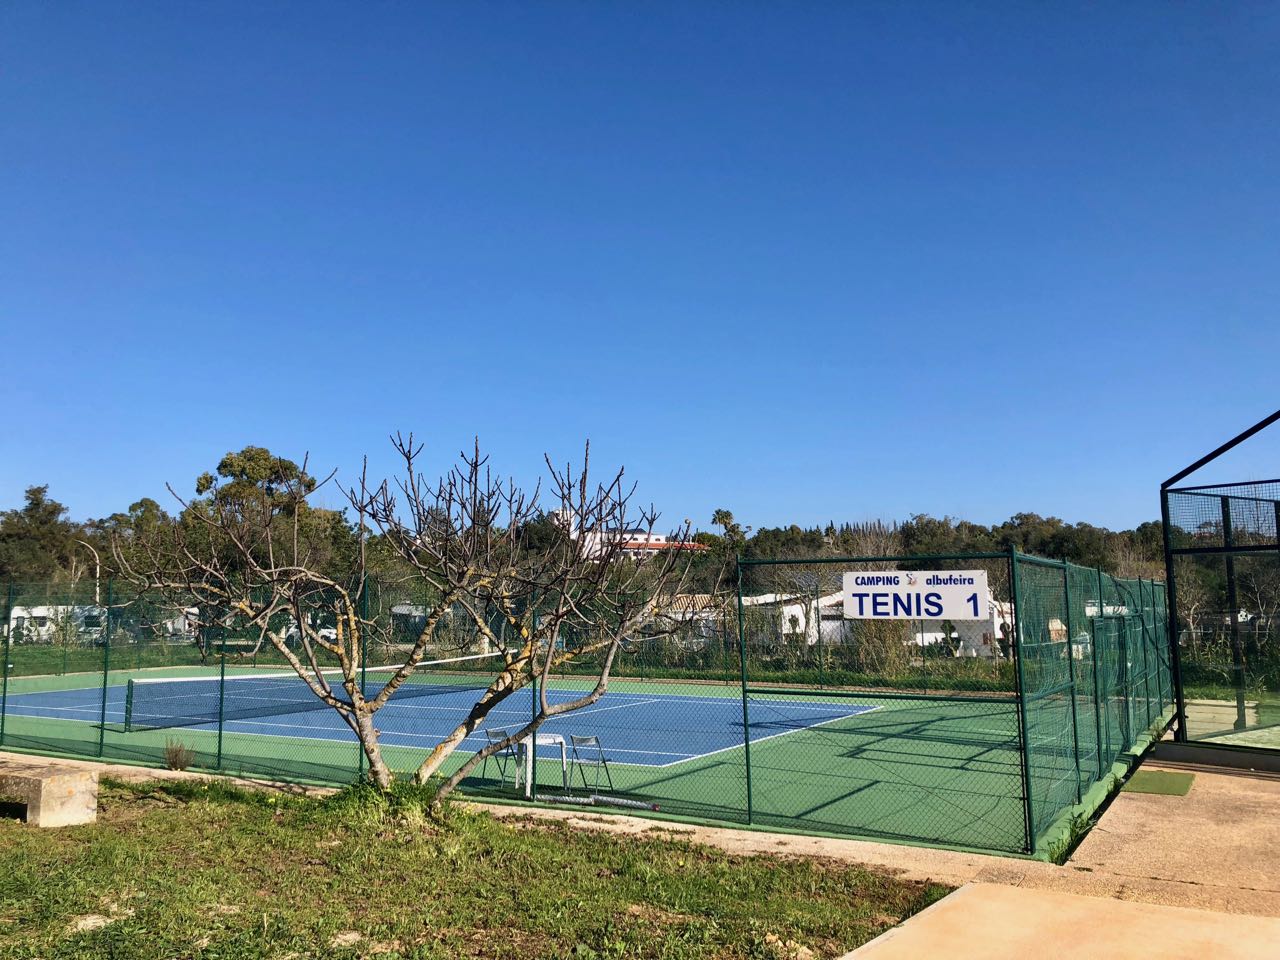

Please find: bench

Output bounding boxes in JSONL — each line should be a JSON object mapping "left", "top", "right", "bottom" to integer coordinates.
{"left": 0, "top": 761, "right": 98, "bottom": 827}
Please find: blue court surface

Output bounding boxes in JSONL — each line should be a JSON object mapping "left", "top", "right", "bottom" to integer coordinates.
{"left": 3, "top": 680, "right": 878, "bottom": 768}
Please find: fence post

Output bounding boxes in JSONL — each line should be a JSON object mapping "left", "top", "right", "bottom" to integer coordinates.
{"left": 1082, "top": 569, "right": 1102, "bottom": 780}
{"left": 815, "top": 579, "right": 824, "bottom": 687}
{"left": 1159, "top": 489, "right": 1188, "bottom": 741}
{"left": 358, "top": 576, "right": 368, "bottom": 779}
{"left": 0, "top": 582, "right": 12, "bottom": 747}
{"left": 736, "top": 556, "right": 753, "bottom": 825}
{"left": 216, "top": 630, "right": 227, "bottom": 770}
{"left": 1146, "top": 578, "right": 1157, "bottom": 727}
{"left": 1096, "top": 567, "right": 1111, "bottom": 763}
{"left": 1062, "top": 565, "right": 1083, "bottom": 803}
{"left": 97, "top": 579, "right": 112, "bottom": 758}
{"left": 529, "top": 612, "right": 539, "bottom": 803}
{"left": 1009, "top": 548, "right": 1035, "bottom": 854}
{"left": 1221, "top": 497, "right": 1247, "bottom": 731}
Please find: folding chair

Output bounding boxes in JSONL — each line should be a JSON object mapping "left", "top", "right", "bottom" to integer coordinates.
{"left": 568, "top": 735, "right": 614, "bottom": 793}
{"left": 481, "top": 729, "right": 520, "bottom": 787}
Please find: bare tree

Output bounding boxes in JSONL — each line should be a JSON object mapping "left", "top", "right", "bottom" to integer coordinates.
{"left": 1107, "top": 539, "right": 1164, "bottom": 581}
{"left": 112, "top": 454, "right": 402, "bottom": 783}
{"left": 1237, "top": 556, "right": 1280, "bottom": 659}
{"left": 351, "top": 436, "right": 690, "bottom": 801}
{"left": 841, "top": 523, "right": 913, "bottom": 675}
{"left": 1173, "top": 558, "right": 1210, "bottom": 659}
{"left": 116, "top": 437, "right": 690, "bottom": 797}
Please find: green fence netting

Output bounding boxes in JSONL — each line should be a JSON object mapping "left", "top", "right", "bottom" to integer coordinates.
{"left": 0, "top": 550, "right": 1173, "bottom": 856}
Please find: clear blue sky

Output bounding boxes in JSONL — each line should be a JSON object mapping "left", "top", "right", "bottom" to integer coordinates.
{"left": 2, "top": 3, "right": 1277, "bottom": 533}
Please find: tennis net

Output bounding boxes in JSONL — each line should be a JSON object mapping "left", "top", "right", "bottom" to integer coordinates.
{"left": 123, "top": 652, "right": 505, "bottom": 732}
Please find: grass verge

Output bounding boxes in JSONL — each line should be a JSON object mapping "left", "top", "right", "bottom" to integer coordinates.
{"left": 0, "top": 778, "right": 948, "bottom": 960}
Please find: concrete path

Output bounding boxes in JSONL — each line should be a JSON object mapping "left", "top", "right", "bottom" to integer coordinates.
{"left": 1051, "top": 760, "right": 1280, "bottom": 916}
{"left": 844, "top": 883, "right": 1280, "bottom": 959}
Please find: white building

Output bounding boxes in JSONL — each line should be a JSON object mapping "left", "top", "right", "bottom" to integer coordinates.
{"left": 557, "top": 512, "right": 707, "bottom": 559}
{"left": 7, "top": 604, "right": 107, "bottom": 643}
{"left": 743, "top": 591, "right": 1016, "bottom": 659}
{"left": 655, "top": 594, "right": 730, "bottom": 641}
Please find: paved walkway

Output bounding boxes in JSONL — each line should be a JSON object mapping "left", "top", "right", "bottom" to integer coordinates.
{"left": 845, "top": 883, "right": 1280, "bottom": 959}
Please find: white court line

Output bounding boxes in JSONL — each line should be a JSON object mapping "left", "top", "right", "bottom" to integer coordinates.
{"left": 641, "top": 704, "right": 882, "bottom": 769}
{"left": 376, "top": 696, "right": 666, "bottom": 720}
{"left": 4, "top": 703, "right": 121, "bottom": 719}
{"left": 8, "top": 686, "right": 887, "bottom": 769}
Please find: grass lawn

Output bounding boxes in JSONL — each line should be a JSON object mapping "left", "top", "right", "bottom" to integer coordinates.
{"left": 0, "top": 780, "right": 948, "bottom": 960}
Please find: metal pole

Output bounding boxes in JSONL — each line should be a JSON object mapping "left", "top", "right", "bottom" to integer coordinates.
{"left": 1146, "top": 578, "right": 1157, "bottom": 727}
{"left": 0, "top": 583, "right": 12, "bottom": 747}
{"left": 736, "top": 556, "right": 753, "bottom": 825}
{"left": 1118, "top": 614, "right": 1133, "bottom": 747}
{"left": 97, "top": 580, "right": 112, "bottom": 758}
{"left": 1009, "top": 548, "right": 1035, "bottom": 854}
{"left": 1062, "top": 566, "right": 1082, "bottom": 802}
{"left": 815, "top": 579, "right": 824, "bottom": 687}
{"left": 358, "top": 576, "right": 368, "bottom": 778}
{"left": 1221, "top": 497, "right": 1247, "bottom": 731}
{"left": 529, "top": 612, "right": 539, "bottom": 802}
{"left": 216, "top": 630, "right": 227, "bottom": 770}
{"left": 1097, "top": 567, "right": 1114, "bottom": 763}
{"left": 1162, "top": 407, "right": 1280, "bottom": 490}
{"left": 1160, "top": 489, "right": 1187, "bottom": 741}
{"left": 1087, "top": 567, "right": 1104, "bottom": 778}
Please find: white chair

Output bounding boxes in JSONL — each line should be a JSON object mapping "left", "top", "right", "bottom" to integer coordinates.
{"left": 481, "top": 728, "right": 520, "bottom": 786}
{"left": 568, "top": 734, "right": 614, "bottom": 793}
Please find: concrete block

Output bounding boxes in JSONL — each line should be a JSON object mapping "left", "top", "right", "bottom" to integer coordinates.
{"left": 0, "top": 761, "right": 98, "bottom": 827}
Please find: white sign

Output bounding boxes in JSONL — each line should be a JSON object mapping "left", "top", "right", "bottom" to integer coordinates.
{"left": 842, "top": 570, "right": 990, "bottom": 621}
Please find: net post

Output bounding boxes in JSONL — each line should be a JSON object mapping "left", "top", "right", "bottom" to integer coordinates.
{"left": 97, "top": 579, "right": 112, "bottom": 758}
{"left": 0, "top": 582, "right": 12, "bottom": 747}
{"left": 1009, "top": 547, "right": 1035, "bottom": 854}
{"left": 736, "top": 555, "right": 753, "bottom": 825}
{"left": 1062, "top": 565, "right": 1083, "bottom": 803}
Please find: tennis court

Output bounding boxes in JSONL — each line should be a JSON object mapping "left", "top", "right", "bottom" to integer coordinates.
{"left": 0, "top": 550, "right": 1174, "bottom": 857}
{"left": 3, "top": 669, "right": 875, "bottom": 768}
{"left": 0, "top": 663, "right": 1028, "bottom": 850}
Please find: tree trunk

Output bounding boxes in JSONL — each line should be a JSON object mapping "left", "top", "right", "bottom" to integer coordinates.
{"left": 414, "top": 666, "right": 524, "bottom": 784}
{"left": 415, "top": 722, "right": 475, "bottom": 785}
{"left": 353, "top": 709, "right": 392, "bottom": 790}
{"left": 432, "top": 731, "right": 526, "bottom": 806}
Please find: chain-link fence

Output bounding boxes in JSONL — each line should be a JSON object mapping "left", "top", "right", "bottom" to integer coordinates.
{"left": 1016, "top": 556, "right": 1171, "bottom": 844}
{"left": 0, "top": 550, "right": 1172, "bottom": 856}
{"left": 1163, "top": 479, "right": 1280, "bottom": 750}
